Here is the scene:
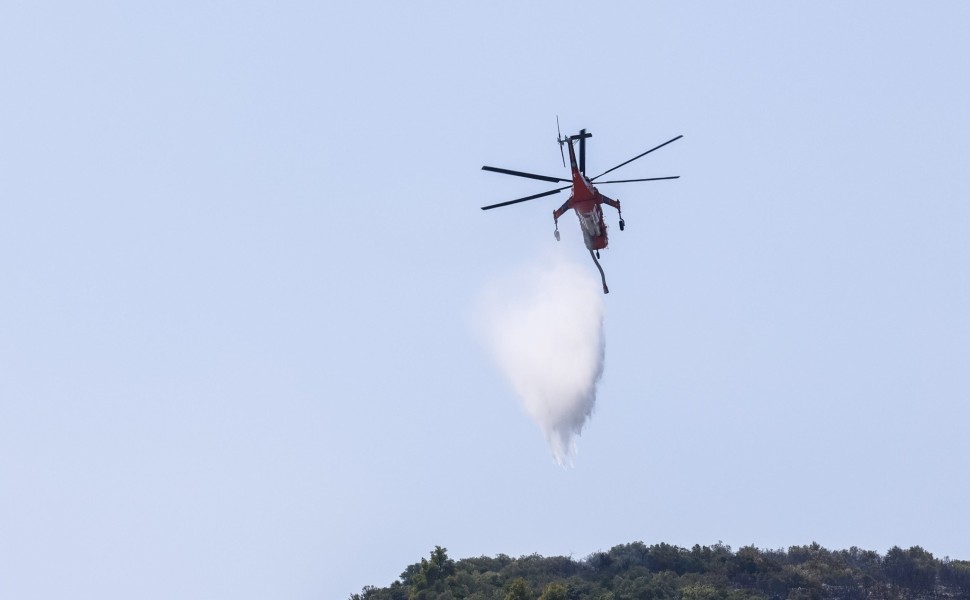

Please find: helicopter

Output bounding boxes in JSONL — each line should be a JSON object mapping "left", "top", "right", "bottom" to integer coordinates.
{"left": 481, "top": 122, "right": 682, "bottom": 293}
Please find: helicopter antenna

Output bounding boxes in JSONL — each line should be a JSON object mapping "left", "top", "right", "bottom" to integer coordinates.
{"left": 556, "top": 116, "right": 566, "bottom": 168}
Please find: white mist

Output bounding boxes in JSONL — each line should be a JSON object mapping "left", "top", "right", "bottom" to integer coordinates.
{"left": 478, "top": 251, "right": 606, "bottom": 466}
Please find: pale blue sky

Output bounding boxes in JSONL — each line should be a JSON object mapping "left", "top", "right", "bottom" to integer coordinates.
{"left": 2, "top": 2, "right": 969, "bottom": 599}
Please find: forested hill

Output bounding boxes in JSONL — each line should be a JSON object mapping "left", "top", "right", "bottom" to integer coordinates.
{"left": 350, "top": 543, "right": 970, "bottom": 600}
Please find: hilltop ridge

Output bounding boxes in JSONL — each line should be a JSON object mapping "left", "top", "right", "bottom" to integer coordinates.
{"left": 351, "top": 542, "right": 970, "bottom": 600}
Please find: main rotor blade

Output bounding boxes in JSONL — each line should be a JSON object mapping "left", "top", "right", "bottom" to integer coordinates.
{"left": 481, "top": 166, "right": 569, "bottom": 183}
{"left": 594, "top": 176, "right": 680, "bottom": 184}
{"left": 590, "top": 135, "right": 683, "bottom": 181}
{"left": 480, "top": 186, "right": 569, "bottom": 210}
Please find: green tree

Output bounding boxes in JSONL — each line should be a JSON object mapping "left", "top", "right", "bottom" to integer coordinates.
{"left": 506, "top": 577, "right": 534, "bottom": 600}
{"left": 407, "top": 546, "right": 456, "bottom": 600}
{"left": 648, "top": 543, "right": 694, "bottom": 575}
{"left": 609, "top": 542, "right": 650, "bottom": 572}
{"left": 682, "top": 583, "right": 720, "bottom": 600}
{"left": 539, "top": 582, "right": 568, "bottom": 600}
{"left": 941, "top": 559, "right": 970, "bottom": 597}
{"left": 426, "top": 545, "right": 456, "bottom": 583}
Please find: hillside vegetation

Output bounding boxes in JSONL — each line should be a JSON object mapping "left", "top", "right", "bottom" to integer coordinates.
{"left": 351, "top": 542, "right": 970, "bottom": 600}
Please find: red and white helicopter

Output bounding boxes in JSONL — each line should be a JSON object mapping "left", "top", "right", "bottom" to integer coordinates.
{"left": 481, "top": 121, "right": 682, "bottom": 293}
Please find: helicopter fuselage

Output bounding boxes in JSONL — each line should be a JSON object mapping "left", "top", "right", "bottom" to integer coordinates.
{"left": 564, "top": 141, "right": 609, "bottom": 250}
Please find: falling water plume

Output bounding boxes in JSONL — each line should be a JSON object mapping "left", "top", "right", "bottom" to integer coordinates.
{"left": 478, "top": 252, "right": 606, "bottom": 465}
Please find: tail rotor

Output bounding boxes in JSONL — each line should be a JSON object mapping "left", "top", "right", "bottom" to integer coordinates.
{"left": 556, "top": 115, "right": 566, "bottom": 168}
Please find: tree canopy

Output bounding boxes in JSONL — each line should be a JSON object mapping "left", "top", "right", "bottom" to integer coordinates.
{"left": 350, "top": 543, "right": 969, "bottom": 600}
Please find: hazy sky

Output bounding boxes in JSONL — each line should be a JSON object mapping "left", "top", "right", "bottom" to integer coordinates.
{"left": 2, "top": 2, "right": 969, "bottom": 599}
